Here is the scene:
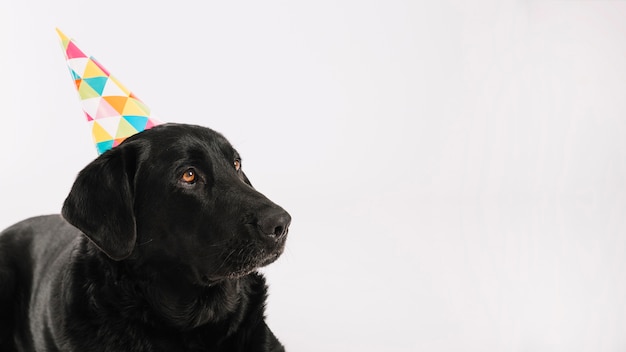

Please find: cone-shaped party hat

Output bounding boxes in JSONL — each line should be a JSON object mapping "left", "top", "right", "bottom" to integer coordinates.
{"left": 56, "top": 29, "right": 162, "bottom": 155}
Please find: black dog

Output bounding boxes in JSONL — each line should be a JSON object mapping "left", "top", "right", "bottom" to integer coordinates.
{"left": 0, "top": 123, "right": 291, "bottom": 351}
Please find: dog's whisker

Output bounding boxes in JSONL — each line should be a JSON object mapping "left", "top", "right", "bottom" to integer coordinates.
{"left": 136, "top": 238, "right": 154, "bottom": 246}
{"left": 208, "top": 247, "right": 239, "bottom": 277}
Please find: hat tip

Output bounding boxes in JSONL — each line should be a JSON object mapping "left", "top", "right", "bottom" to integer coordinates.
{"left": 55, "top": 28, "right": 68, "bottom": 41}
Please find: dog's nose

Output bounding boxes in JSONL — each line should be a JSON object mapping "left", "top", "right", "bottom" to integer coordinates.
{"left": 257, "top": 208, "right": 291, "bottom": 239}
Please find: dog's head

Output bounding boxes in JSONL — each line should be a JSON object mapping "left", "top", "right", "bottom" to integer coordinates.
{"left": 61, "top": 123, "right": 290, "bottom": 284}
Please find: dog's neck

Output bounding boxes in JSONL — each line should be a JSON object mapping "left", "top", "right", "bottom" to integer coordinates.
{"left": 140, "top": 266, "right": 247, "bottom": 330}
{"left": 70, "top": 240, "right": 252, "bottom": 332}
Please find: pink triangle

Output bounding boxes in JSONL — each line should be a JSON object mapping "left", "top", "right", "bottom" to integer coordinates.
{"left": 84, "top": 112, "right": 94, "bottom": 121}
{"left": 145, "top": 118, "right": 158, "bottom": 130}
{"left": 95, "top": 99, "right": 121, "bottom": 119}
{"left": 66, "top": 41, "right": 87, "bottom": 59}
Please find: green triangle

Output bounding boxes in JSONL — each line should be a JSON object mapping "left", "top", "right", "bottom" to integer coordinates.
{"left": 115, "top": 117, "right": 139, "bottom": 139}
{"left": 77, "top": 80, "right": 100, "bottom": 99}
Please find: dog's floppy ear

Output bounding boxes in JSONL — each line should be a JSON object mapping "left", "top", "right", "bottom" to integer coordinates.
{"left": 62, "top": 143, "right": 138, "bottom": 261}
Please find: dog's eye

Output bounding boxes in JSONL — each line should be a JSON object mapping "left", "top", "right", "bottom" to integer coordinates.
{"left": 234, "top": 159, "right": 241, "bottom": 171}
{"left": 181, "top": 169, "right": 196, "bottom": 184}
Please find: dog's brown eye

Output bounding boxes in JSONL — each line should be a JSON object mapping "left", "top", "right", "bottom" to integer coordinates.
{"left": 234, "top": 159, "right": 241, "bottom": 171}
{"left": 181, "top": 169, "right": 196, "bottom": 183}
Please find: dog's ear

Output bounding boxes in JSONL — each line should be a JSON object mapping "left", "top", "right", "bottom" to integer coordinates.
{"left": 62, "top": 143, "right": 138, "bottom": 261}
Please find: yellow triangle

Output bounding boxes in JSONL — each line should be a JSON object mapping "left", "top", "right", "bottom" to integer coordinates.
{"left": 122, "top": 98, "right": 150, "bottom": 116}
{"left": 56, "top": 28, "right": 69, "bottom": 41}
{"left": 132, "top": 98, "right": 151, "bottom": 115}
{"left": 109, "top": 76, "right": 131, "bottom": 96}
{"left": 83, "top": 59, "right": 107, "bottom": 79}
{"left": 55, "top": 28, "right": 70, "bottom": 50}
{"left": 115, "top": 118, "right": 138, "bottom": 139}
{"left": 92, "top": 121, "right": 113, "bottom": 142}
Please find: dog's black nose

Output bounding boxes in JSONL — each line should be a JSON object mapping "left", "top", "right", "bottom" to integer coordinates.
{"left": 258, "top": 208, "right": 291, "bottom": 239}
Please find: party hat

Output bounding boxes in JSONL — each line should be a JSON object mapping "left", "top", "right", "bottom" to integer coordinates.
{"left": 56, "top": 28, "right": 162, "bottom": 155}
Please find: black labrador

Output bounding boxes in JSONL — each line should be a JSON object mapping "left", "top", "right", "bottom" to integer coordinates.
{"left": 0, "top": 123, "right": 291, "bottom": 351}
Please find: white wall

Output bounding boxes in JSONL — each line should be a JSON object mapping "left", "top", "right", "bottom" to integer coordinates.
{"left": 1, "top": 1, "right": 626, "bottom": 351}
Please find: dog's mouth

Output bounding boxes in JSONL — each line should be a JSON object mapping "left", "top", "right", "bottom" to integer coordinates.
{"left": 200, "top": 236, "right": 286, "bottom": 284}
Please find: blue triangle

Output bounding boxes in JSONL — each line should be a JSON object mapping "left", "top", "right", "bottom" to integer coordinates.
{"left": 70, "top": 68, "right": 80, "bottom": 80}
{"left": 83, "top": 77, "right": 109, "bottom": 95}
{"left": 96, "top": 140, "right": 114, "bottom": 155}
{"left": 123, "top": 115, "right": 149, "bottom": 132}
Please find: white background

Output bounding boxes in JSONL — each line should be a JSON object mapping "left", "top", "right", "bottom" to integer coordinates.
{"left": 1, "top": 1, "right": 626, "bottom": 351}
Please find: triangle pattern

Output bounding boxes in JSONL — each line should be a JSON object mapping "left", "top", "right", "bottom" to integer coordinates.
{"left": 103, "top": 96, "right": 129, "bottom": 114}
{"left": 83, "top": 59, "right": 108, "bottom": 79}
{"left": 91, "top": 58, "right": 110, "bottom": 76}
{"left": 123, "top": 115, "right": 149, "bottom": 132}
{"left": 83, "top": 77, "right": 109, "bottom": 95}
{"left": 81, "top": 97, "right": 102, "bottom": 118}
{"left": 145, "top": 117, "right": 160, "bottom": 129}
{"left": 66, "top": 41, "right": 87, "bottom": 59}
{"left": 77, "top": 80, "right": 100, "bottom": 100}
{"left": 116, "top": 117, "right": 139, "bottom": 139}
{"left": 113, "top": 138, "right": 126, "bottom": 147}
{"left": 132, "top": 99, "right": 151, "bottom": 115}
{"left": 67, "top": 58, "right": 89, "bottom": 78}
{"left": 122, "top": 98, "right": 149, "bottom": 115}
{"left": 96, "top": 116, "right": 123, "bottom": 137}
{"left": 109, "top": 76, "right": 130, "bottom": 96}
{"left": 57, "top": 29, "right": 164, "bottom": 155}
{"left": 96, "top": 141, "right": 115, "bottom": 154}
{"left": 95, "top": 99, "right": 120, "bottom": 119}
{"left": 102, "top": 78, "right": 129, "bottom": 97}
{"left": 56, "top": 28, "right": 70, "bottom": 47}
{"left": 70, "top": 69, "right": 81, "bottom": 80}
{"left": 92, "top": 120, "right": 114, "bottom": 142}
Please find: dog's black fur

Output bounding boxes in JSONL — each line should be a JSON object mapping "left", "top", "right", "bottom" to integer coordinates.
{"left": 0, "top": 123, "right": 291, "bottom": 351}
